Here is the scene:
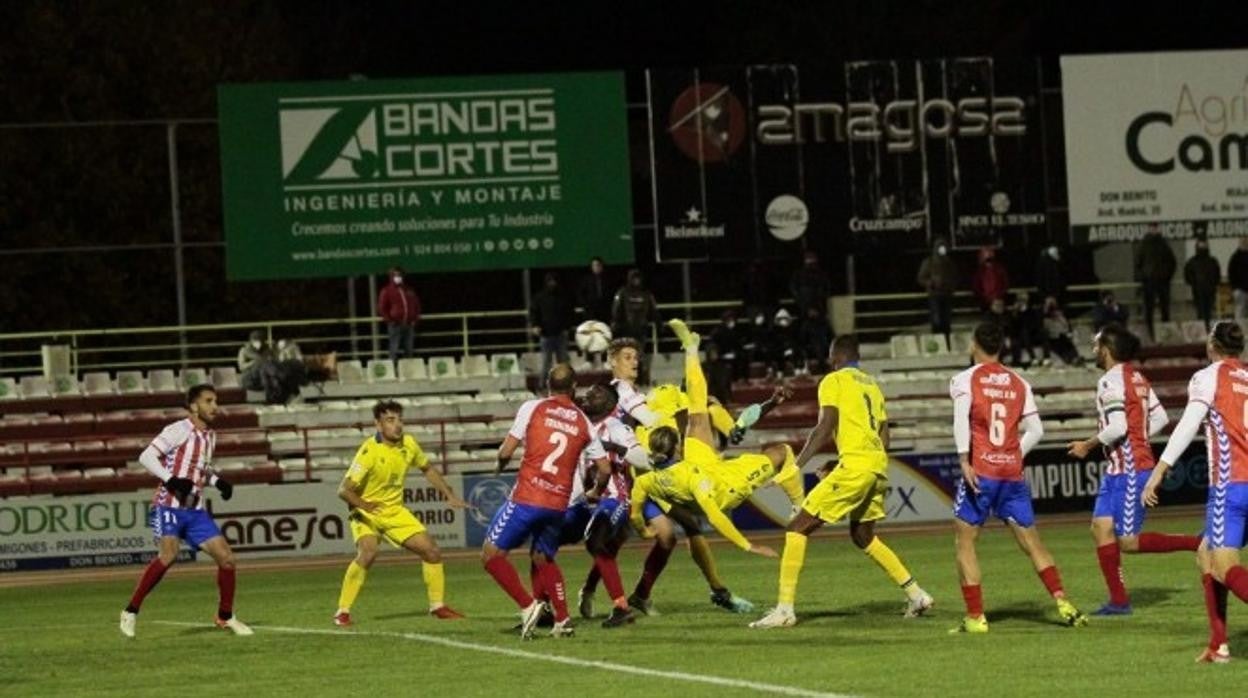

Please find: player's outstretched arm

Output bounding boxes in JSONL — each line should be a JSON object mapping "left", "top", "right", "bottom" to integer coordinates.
{"left": 424, "top": 466, "right": 468, "bottom": 509}
{"left": 692, "top": 482, "right": 776, "bottom": 557}
{"left": 629, "top": 475, "right": 656, "bottom": 536}
{"left": 495, "top": 435, "right": 521, "bottom": 475}
{"left": 1068, "top": 409, "right": 1125, "bottom": 459}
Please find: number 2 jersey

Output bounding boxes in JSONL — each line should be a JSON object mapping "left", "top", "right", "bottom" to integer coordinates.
{"left": 507, "top": 394, "right": 607, "bottom": 511}
{"left": 1096, "top": 362, "right": 1165, "bottom": 475}
{"left": 949, "top": 362, "right": 1038, "bottom": 482}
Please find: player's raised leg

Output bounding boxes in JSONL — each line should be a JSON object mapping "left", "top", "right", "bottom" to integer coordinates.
{"left": 335, "top": 535, "right": 378, "bottom": 626}
{"left": 120, "top": 532, "right": 180, "bottom": 638}
{"left": 401, "top": 532, "right": 464, "bottom": 619}
{"left": 201, "top": 535, "right": 253, "bottom": 635}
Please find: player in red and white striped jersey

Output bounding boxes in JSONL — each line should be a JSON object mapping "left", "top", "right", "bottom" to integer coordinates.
{"left": 1066, "top": 324, "right": 1199, "bottom": 616}
{"left": 119, "top": 384, "right": 251, "bottom": 639}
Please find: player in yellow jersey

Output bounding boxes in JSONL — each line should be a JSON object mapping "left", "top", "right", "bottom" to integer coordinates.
{"left": 752, "top": 335, "right": 933, "bottom": 628}
{"left": 333, "top": 400, "right": 469, "bottom": 626}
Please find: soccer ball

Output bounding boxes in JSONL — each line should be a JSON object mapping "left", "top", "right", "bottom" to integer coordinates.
{"left": 575, "top": 320, "right": 613, "bottom": 353}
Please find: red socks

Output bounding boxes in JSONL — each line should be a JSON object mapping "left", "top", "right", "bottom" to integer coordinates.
{"left": 633, "top": 543, "right": 672, "bottom": 600}
{"left": 216, "top": 566, "right": 236, "bottom": 619}
{"left": 538, "top": 563, "right": 569, "bottom": 622}
{"left": 594, "top": 555, "right": 626, "bottom": 604}
{"left": 484, "top": 556, "right": 534, "bottom": 609}
{"left": 1224, "top": 565, "right": 1248, "bottom": 603}
{"left": 126, "top": 558, "right": 169, "bottom": 612}
{"left": 1096, "top": 544, "right": 1129, "bottom": 606}
{"left": 961, "top": 584, "right": 983, "bottom": 617}
{"left": 1203, "top": 573, "right": 1229, "bottom": 649}
{"left": 1137, "top": 532, "right": 1202, "bottom": 553}
{"left": 529, "top": 562, "right": 546, "bottom": 601}
{"left": 1038, "top": 566, "right": 1065, "bottom": 598}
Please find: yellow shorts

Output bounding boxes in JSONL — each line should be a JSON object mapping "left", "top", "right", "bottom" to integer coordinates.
{"left": 349, "top": 505, "right": 426, "bottom": 547}
{"left": 683, "top": 436, "right": 721, "bottom": 470}
{"left": 802, "top": 466, "right": 887, "bottom": 524}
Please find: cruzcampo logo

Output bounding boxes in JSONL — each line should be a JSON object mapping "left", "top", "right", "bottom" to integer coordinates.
{"left": 281, "top": 104, "right": 380, "bottom": 184}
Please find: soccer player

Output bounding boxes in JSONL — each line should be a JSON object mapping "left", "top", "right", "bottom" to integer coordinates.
{"left": 751, "top": 335, "right": 933, "bottom": 629}
{"left": 1065, "top": 323, "right": 1199, "bottom": 615}
{"left": 484, "top": 364, "right": 612, "bottom": 639}
{"left": 1144, "top": 321, "right": 1248, "bottom": 663}
{"left": 948, "top": 322, "right": 1087, "bottom": 633}
{"left": 565, "top": 383, "right": 650, "bottom": 627}
{"left": 333, "top": 400, "right": 469, "bottom": 626}
{"left": 119, "top": 384, "right": 251, "bottom": 638}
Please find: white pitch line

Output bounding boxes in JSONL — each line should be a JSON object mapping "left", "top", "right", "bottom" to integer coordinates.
{"left": 153, "top": 621, "right": 858, "bottom": 698}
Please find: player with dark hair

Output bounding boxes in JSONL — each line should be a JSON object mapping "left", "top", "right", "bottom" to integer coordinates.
{"left": 1066, "top": 324, "right": 1198, "bottom": 616}
{"left": 486, "top": 364, "right": 612, "bottom": 639}
{"left": 333, "top": 400, "right": 468, "bottom": 626}
{"left": 120, "top": 385, "right": 250, "bottom": 638}
{"left": 948, "top": 323, "right": 1088, "bottom": 633}
{"left": 752, "top": 335, "right": 932, "bottom": 629}
{"left": 1145, "top": 320, "right": 1248, "bottom": 662}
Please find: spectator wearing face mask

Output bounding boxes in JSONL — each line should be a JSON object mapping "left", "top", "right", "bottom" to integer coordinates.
{"left": 1184, "top": 239, "right": 1222, "bottom": 330}
{"left": 237, "top": 330, "right": 281, "bottom": 401}
{"left": 378, "top": 266, "right": 421, "bottom": 366}
{"left": 917, "top": 238, "right": 957, "bottom": 338}
{"left": 1091, "top": 291, "right": 1129, "bottom": 332}
{"left": 1034, "top": 245, "right": 1066, "bottom": 308}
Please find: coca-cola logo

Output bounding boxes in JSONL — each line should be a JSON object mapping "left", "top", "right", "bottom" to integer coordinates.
{"left": 764, "top": 195, "right": 809, "bottom": 241}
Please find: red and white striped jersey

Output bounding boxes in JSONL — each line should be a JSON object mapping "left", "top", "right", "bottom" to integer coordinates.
{"left": 950, "top": 362, "right": 1037, "bottom": 481}
{"left": 508, "top": 394, "right": 607, "bottom": 510}
{"left": 570, "top": 416, "right": 637, "bottom": 504}
{"left": 1097, "top": 363, "right": 1163, "bottom": 475}
{"left": 1189, "top": 360, "right": 1248, "bottom": 486}
{"left": 150, "top": 419, "right": 216, "bottom": 510}
{"left": 610, "top": 378, "right": 647, "bottom": 423}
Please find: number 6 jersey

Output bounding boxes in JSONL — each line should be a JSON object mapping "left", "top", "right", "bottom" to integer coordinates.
{"left": 950, "top": 363, "right": 1039, "bottom": 481}
{"left": 507, "top": 394, "right": 607, "bottom": 511}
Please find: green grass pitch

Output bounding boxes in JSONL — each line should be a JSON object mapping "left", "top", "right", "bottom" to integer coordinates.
{"left": 4, "top": 513, "right": 1243, "bottom": 697}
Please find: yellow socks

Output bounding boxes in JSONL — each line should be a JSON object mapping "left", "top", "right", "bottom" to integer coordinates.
{"left": 778, "top": 531, "right": 808, "bottom": 606}
{"left": 422, "top": 562, "right": 446, "bottom": 609}
{"left": 863, "top": 537, "right": 915, "bottom": 590}
{"left": 689, "top": 535, "right": 726, "bottom": 590}
{"left": 337, "top": 561, "right": 368, "bottom": 612}
{"left": 773, "top": 445, "right": 805, "bottom": 506}
{"left": 709, "top": 402, "right": 735, "bottom": 437}
{"left": 685, "top": 349, "right": 708, "bottom": 416}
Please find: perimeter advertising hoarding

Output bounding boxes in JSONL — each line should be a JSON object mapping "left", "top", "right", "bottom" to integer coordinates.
{"left": 219, "top": 72, "right": 634, "bottom": 279}
{"left": 649, "top": 59, "right": 1046, "bottom": 261}
{"left": 1062, "top": 50, "right": 1248, "bottom": 243}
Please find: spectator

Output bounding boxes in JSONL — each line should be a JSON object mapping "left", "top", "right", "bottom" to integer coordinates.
{"left": 378, "top": 266, "right": 421, "bottom": 366}
{"left": 1184, "top": 239, "right": 1222, "bottom": 330}
{"left": 797, "top": 306, "right": 832, "bottom": 373}
{"left": 742, "top": 260, "right": 777, "bottom": 320}
{"left": 272, "top": 338, "right": 307, "bottom": 402}
{"left": 1090, "top": 291, "right": 1129, "bottom": 332}
{"left": 789, "top": 251, "right": 832, "bottom": 325}
{"left": 916, "top": 238, "right": 957, "bottom": 339}
{"left": 237, "top": 330, "right": 280, "bottom": 402}
{"left": 971, "top": 247, "right": 1010, "bottom": 310}
{"left": 276, "top": 338, "right": 303, "bottom": 363}
{"left": 981, "top": 299, "right": 1015, "bottom": 363}
{"left": 1229, "top": 238, "right": 1248, "bottom": 323}
{"left": 766, "top": 308, "right": 799, "bottom": 377}
{"left": 530, "top": 273, "right": 575, "bottom": 385}
{"left": 1010, "top": 292, "right": 1045, "bottom": 366}
{"left": 1134, "top": 229, "right": 1176, "bottom": 339}
{"left": 710, "top": 310, "right": 748, "bottom": 381}
{"left": 611, "top": 269, "right": 659, "bottom": 382}
{"left": 1034, "top": 245, "right": 1066, "bottom": 307}
{"left": 1042, "top": 296, "right": 1081, "bottom": 365}
{"left": 575, "top": 256, "right": 612, "bottom": 323}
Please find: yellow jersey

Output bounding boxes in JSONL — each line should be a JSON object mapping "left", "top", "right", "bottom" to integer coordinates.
{"left": 715, "top": 450, "right": 805, "bottom": 511}
{"left": 345, "top": 433, "right": 429, "bottom": 509}
{"left": 630, "top": 459, "right": 751, "bottom": 551}
{"left": 817, "top": 366, "right": 888, "bottom": 473}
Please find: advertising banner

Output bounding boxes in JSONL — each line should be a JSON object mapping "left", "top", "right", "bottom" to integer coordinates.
{"left": 0, "top": 474, "right": 468, "bottom": 572}
{"left": 219, "top": 72, "right": 634, "bottom": 279}
{"left": 1062, "top": 50, "right": 1248, "bottom": 243}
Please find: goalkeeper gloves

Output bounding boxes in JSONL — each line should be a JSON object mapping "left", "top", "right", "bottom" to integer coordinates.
{"left": 165, "top": 476, "right": 194, "bottom": 504}
{"left": 216, "top": 478, "right": 234, "bottom": 501}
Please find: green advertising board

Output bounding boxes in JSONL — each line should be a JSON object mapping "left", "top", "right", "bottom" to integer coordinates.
{"left": 218, "top": 72, "right": 634, "bottom": 280}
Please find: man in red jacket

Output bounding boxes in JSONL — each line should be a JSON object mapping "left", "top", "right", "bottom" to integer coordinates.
{"left": 971, "top": 247, "right": 1010, "bottom": 311}
{"left": 378, "top": 266, "right": 421, "bottom": 366}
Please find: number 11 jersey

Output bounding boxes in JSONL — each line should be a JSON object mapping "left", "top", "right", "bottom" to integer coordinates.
{"left": 950, "top": 363, "right": 1037, "bottom": 482}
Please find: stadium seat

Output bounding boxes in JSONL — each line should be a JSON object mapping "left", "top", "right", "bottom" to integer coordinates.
{"left": 82, "top": 372, "right": 115, "bottom": 396}
{"left": 0, "top": 377, "right": 17, "bottom": 400}
{"left": 1181, "top": 321, "right": 1208, "bottom": 343}
{"left": 919, "top": 334, "right": 949, "bottom": 356}
{"left": 19, "top": 375, "right": 51, "bottom": 399}
{"left": 116, "top": 370, "right": 147, "bottom": 394}
{"left": 949, "top": 332, "right": 973, "bottom": 355}
{"left": 427, "top": 356, "right": 459, "bottom": 379}
{"left": 398, "top": 358, "right": 428, "bottom": 381}
{"left": 210, "top": 366, "right": 241, "bottom": 389}
{"left": 462, "top": 355, "right": 491, "bottom": 378}
{"left": 336, "top": 360, "right": 365, "bottom": 384}
{"left": 889, "top": 335, "right": 920, "bottom": 359}
{"left": 148, "top": 369, "right": 178, "bottom": 393}
{"left": 179, "top": 367, "right": 207, "bottom": 388}
{"left": 366, "top": 359, "right": 398, "bottom": 382}
{"left": 1154, "top": 322, "right": 1183, "bottom": 345}
{"left": 490, "top": 353, "right": 522, "bottom": 376}
{"left": 51, "top": 375, "right": 80, "bottom": 397}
